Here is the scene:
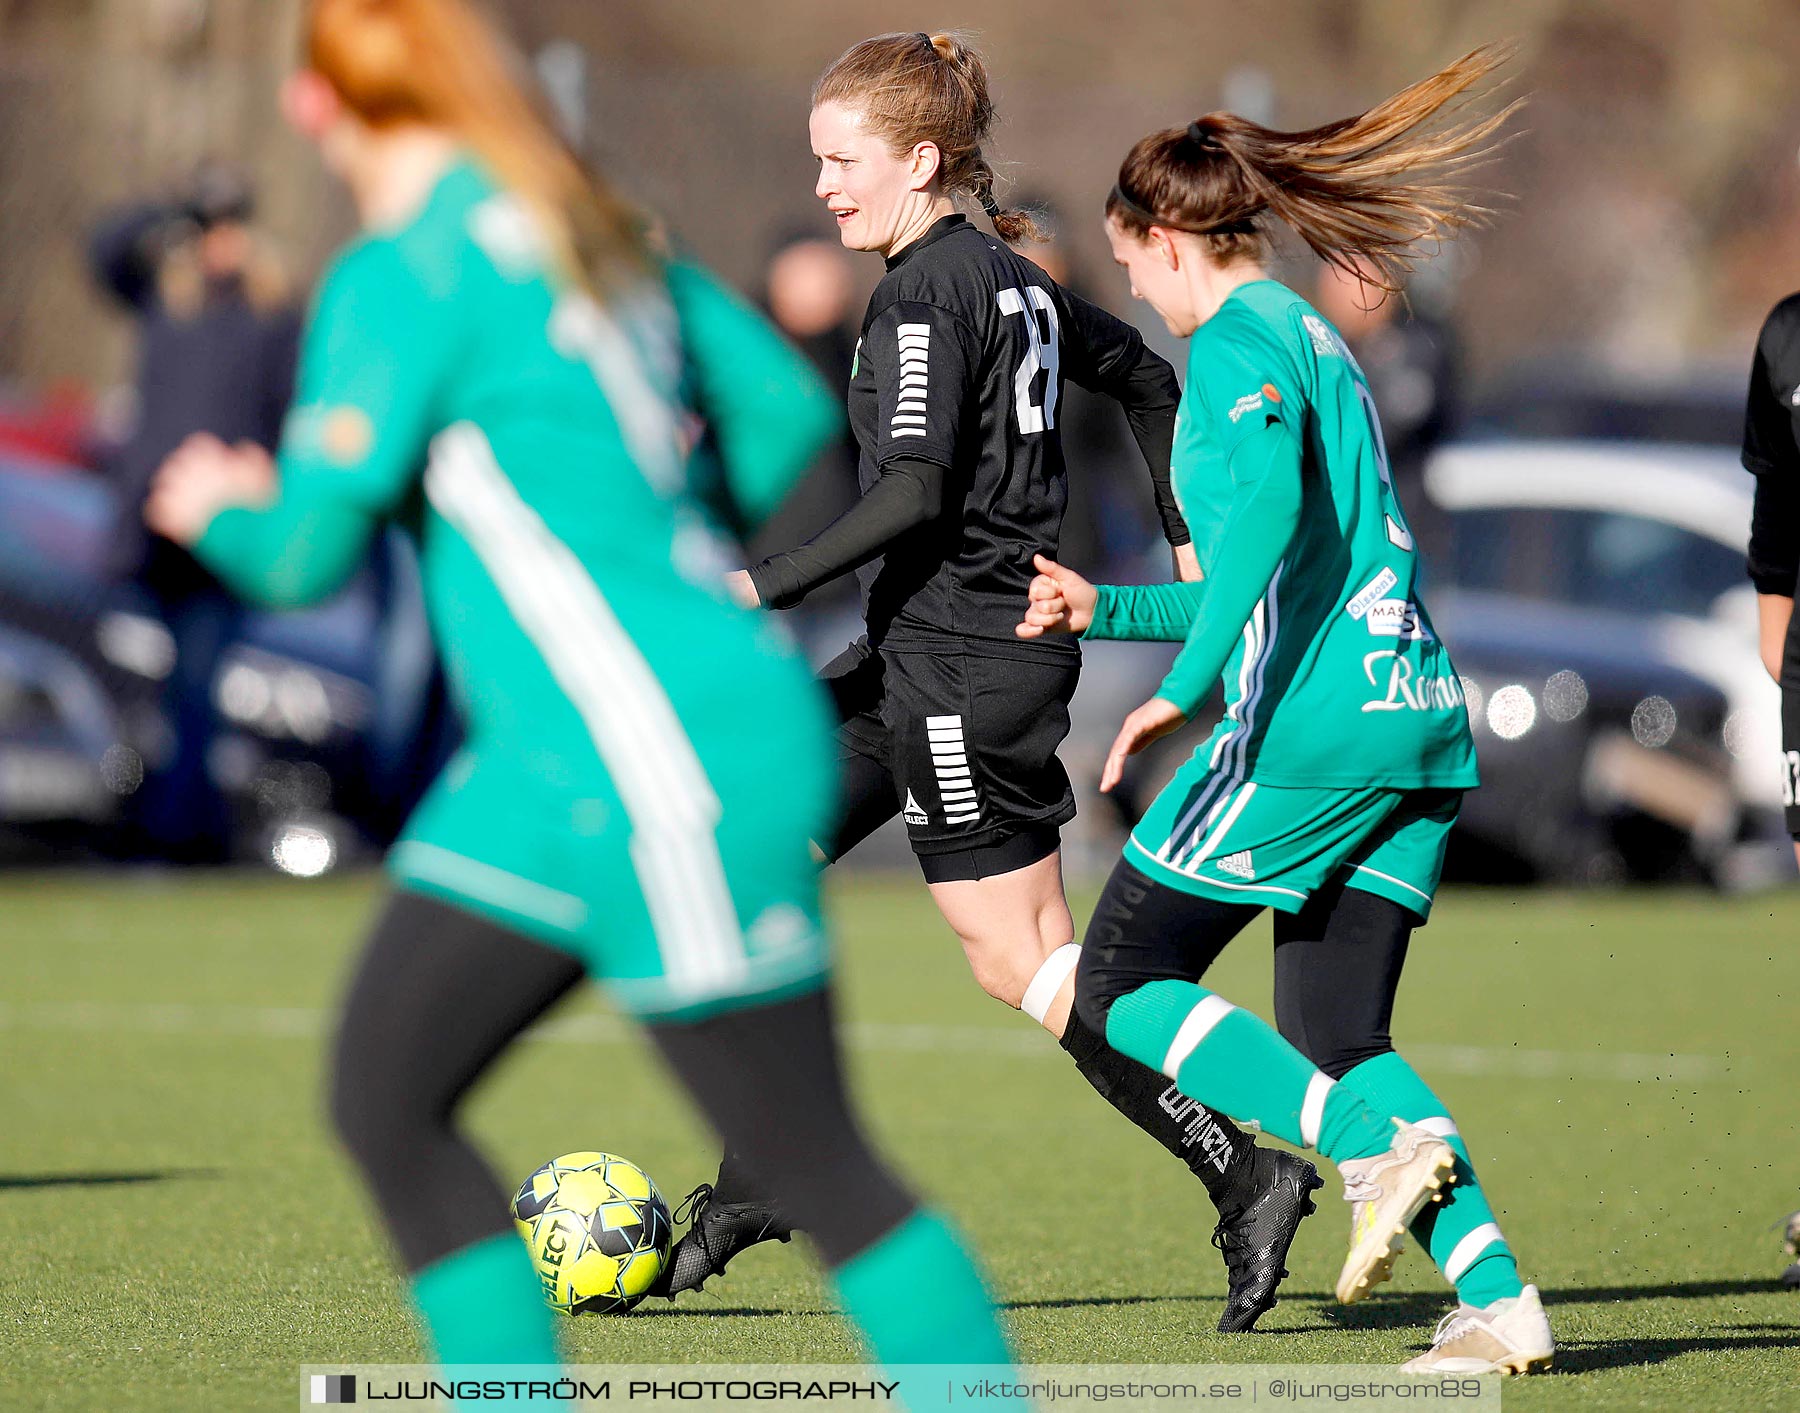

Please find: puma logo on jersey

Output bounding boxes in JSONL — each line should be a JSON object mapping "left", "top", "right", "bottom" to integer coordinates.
{"left": 1217, "top": 850, "right": 1256, "bottom": 879}
{"left": 903, "top": 789, "right": 928, "bottom": 825}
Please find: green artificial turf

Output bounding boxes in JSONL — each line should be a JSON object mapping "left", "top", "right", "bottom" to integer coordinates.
{"left": 0, "top": 872, "right": 1794, "bottom": 1409}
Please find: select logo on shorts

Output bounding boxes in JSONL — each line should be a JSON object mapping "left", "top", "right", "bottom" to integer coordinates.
{"left": 924, "top": 715, "right": 981, "bottom": 825}
{"left": 310, "top": 1374, "right": 356, "bottom": 1404}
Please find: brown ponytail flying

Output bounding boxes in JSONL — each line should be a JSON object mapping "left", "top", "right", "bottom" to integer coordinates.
{"left": 813, "top": 30, "right": 1043, "bottom": 245}
{"left": 1107, "top": 44, "right": 1519, "bottom": 292}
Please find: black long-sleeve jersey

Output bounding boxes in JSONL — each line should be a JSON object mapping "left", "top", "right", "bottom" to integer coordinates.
{"left": 1744, "top": 292, "right": 1800, "bottom": 597}
{"left": 828, "top": 214, "right": 1189, "bottom": 653}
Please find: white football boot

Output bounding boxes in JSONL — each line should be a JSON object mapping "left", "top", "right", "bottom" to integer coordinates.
{"left": 1401, "top": 1284, "right": 1555, "bottom": 1375}
{"left": 1335, "top": 1119, "right": 1456, "bottom": 1304}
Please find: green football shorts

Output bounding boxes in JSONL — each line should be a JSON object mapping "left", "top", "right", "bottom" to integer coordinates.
{"left": 1126, "top": 772, "right": 1463, "bottom": 921}
{"left": 387, "top": 734, "right": 835, "bottom": 1022}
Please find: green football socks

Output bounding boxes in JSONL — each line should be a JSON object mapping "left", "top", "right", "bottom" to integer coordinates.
{"left": 832, "top": 1209, "right": 1013, "bottom": 1366}
{"left": 1340, "top": 1052, "right": 1523, "bottom": 1308}
{"left": 1104, "top": 980, "right": 1393, "bottom": 1163}
{"left": 410, "top": 1230, "right": 562, "bottom": 1365}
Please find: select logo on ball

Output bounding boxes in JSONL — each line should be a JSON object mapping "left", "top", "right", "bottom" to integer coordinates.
{"left": 511, "top": 1152, "right": 672, "bottom": 1314}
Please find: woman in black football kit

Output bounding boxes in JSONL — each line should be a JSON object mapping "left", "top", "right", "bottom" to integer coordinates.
{"left": 1743, "top": 291, "right": 1800, "bottom": 867}
{"left": 667, "top": 31, "right": 1320, "bottom": 1334}
{"left": 1740, "top": 293, "right": 1800, "bottom": 1285}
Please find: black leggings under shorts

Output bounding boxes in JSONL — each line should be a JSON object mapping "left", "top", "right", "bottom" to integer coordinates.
{"left": 330, "top": 890, "right": 914, "bottom": 1274}
{"left": 1074, "top": 854, "right": 1419, "bottom": 1080}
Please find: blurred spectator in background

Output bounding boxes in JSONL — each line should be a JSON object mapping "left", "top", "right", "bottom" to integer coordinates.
{"left": 1019, "top": 196, "right": 1165, "bottom": 581}
{"left": 747, "top": 231, "right": 863, "bottom": 654}
{"left": 1312, "top": 258, "right": 1460, "bottom": 560}
{"left": 89, "top": 160, "right": 301, "bottom": 861}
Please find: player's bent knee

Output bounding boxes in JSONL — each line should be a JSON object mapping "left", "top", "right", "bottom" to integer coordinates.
{"left": 965, "top": 952, "right": 1032, "bottom": 1008}
{"left": 329, "top": 1037, "right": 445, "bottom": 1178}
{"left": 954, "top": 926, "right": 1059, "bottom": 1009}
{"left": 328, "top": 1061, "right": 395, "bottom": 1173}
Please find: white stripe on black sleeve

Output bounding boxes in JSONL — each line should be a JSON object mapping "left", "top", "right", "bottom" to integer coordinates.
{"left": 892, "top": 322, "right": 931, "bottom": 439}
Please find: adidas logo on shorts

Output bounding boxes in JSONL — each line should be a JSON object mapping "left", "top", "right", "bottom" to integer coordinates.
{"left": 1217, "top": 850, "right": 1256, "bottom": 880}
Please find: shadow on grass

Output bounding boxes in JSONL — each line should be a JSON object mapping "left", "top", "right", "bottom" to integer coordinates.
{"left": 1244, "top": 1278, "right": 1798, "bottom": 1338}
{"left": 1555, "top": 1331, "right": 1800, "bottom": 1374}
{"left": 1540, "top": 1279, "right": 1794, "bottom": 1305}
{"left": 1002, "top": 1294, "right": 1216, "bottom": 1312}
{"left": 629, "top": 1306, "right": 823, "bottom": 1319}
{"left": 0, "top": 1169, "right": 218, "bottom": 1191}
{"left": 628, "top": 1280, "right": 1798, "bottom": 1328}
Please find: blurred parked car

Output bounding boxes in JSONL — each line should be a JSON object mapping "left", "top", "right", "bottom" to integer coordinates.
{"left": 1424, "top": 439, "right": 1788, "bottom": 889}
{"left": 1462, "top": 369, "right": 1745, "bottom": 448}
{"left": 0, "top": 450, "right": 453, "bottom": 871}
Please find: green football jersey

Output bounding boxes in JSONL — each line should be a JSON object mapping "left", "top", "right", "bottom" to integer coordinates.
{"left": 197, "top": 156, "right": 837, "bottom": 781}
{"left": 192, "top": 156, "right": 844, "bottom": 1017}
{"left": 1085, "top": 280, "right": 1477, "bottom": 789}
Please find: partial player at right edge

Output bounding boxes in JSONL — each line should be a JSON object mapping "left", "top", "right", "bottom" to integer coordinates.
{"left": 1739, "top": 288, "right": 1800, "bottom": 1289}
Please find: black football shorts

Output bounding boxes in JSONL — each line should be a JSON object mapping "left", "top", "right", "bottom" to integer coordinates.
{"left": 1782, "top": 676, "right": 1800, "bottom": 840}
{"left": 1783, "top": 608, "right": 1800, "bottom": 840}
{"left": 819, "top": 637, "right": 1079, "bottom": 881}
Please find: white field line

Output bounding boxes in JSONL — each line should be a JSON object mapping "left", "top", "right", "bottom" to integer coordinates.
{"left": 0, "top": 1001, "right": 1728, "bottom": 1083}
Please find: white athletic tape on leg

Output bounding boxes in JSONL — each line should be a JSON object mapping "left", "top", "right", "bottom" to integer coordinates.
{"left": 1020, "top": 943, "right": 1081, "bottom": 1024}
{"left": 1300, "top": 1071, "right": 1336, "bottom": 1148}
{"left": 1444, "top": 1221, "right": 1506, "bottom": 1283}
{"left": 1413, "top": 1115, "right": 1461, "bottom": 1139}
{"left": 1160, "top": 994, "right": 1235, "bottom": 1078}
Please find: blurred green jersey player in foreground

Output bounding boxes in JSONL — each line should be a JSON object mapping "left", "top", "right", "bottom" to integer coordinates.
{"left": 145, "top": 0, "right": 1018, "bottom": 1394}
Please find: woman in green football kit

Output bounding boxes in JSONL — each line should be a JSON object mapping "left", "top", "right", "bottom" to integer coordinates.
{"left": 145, "top": 0, "right": 1016, "bottom": 1384}
{"left": 1019, "top": 49, "right": 1556, "bottom": 1374}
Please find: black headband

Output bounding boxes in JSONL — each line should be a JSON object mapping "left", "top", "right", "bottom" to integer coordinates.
{"left": 1108, "top": 182, "right": 1260, "bottom": 238}
{"left": 1186, "top": 121, "right": 1222, "bottom": 149}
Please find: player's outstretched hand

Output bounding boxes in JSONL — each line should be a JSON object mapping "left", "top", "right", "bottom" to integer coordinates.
{"left": 145, "top": 434, "right": 276, "bottom": 546}
{"left": 724, "top": 569, "right": 761, "bottom": 609}
{"left": 1100, "top": 696, "right": 1188, "bottom": 794}
{"left": 1016, "top": 553, "right": 1097, "bottom": 638}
